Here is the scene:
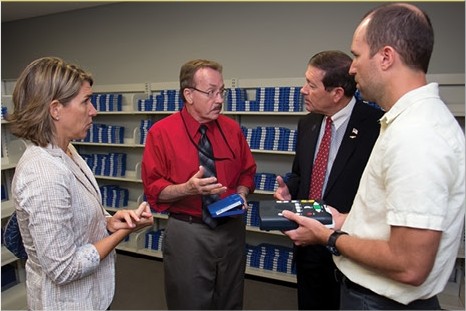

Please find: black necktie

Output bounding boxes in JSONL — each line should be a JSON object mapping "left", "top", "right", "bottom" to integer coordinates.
{"left": 198, "top": 125, "right": 219, "bottom": 229}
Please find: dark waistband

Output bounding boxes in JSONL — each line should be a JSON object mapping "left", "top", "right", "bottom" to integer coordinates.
{"left": 335, "top": 269, "right": 440, "bottom": 309}
{"left": 335, "top": 269, "right": 375, "bottom": 295}
{"left": 170, "top": 213, "right": 204, "bottom": 224}
{"left": 170, "top": 212, "right": 232, "bottom": 227}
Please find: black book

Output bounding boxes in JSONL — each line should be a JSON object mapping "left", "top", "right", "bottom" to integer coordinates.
{"left": 258, "top": 200, "right": 334, "bottom": 231}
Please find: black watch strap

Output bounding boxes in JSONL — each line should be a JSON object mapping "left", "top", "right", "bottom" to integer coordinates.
{"left": 326, "top": 230, "right": 348, "bottom": 256}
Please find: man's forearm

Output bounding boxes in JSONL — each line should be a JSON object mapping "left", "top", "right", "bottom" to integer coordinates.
{"left": 158, "top": 183, "right": 190, "bottom": 203}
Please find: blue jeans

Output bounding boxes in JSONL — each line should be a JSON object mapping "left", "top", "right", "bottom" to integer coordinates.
{"left": 339, "top": 274, "right": 441, "bottom": 310}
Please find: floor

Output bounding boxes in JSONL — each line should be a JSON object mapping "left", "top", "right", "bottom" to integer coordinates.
{"left": 111, "top": 251, "right": 298, "bottom": 310}
{"left": 4, "top": 251, "right": 462, "bottom": 310}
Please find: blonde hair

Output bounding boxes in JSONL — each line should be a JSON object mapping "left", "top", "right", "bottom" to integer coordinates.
{"left": 8, "top": 57, "right": 93, "bottom": 147}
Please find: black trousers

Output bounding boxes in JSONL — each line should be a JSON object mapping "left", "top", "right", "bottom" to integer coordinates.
{"left": 336, "top": 270, "right": 441, "bottom": 310}
{"left": 295, "top": 245, "right": 340, "bottom": 310}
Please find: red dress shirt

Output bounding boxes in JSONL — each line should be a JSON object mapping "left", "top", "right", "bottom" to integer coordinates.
{"left": 141, "top": 107, "right": 257, "bottom": 217}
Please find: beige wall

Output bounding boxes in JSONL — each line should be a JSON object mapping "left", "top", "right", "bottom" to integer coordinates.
{"left": 2, "top": 2, "right": 464, "bottom": 84}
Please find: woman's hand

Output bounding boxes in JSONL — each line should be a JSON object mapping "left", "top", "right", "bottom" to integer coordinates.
{"left": 107, "top": 202, "right": 154, "bottom": 233}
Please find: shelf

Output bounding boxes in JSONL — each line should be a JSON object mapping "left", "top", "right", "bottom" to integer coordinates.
{"left": 104, "top": 202, "right": 139, "bottom": 212}
{"left": 438, "top": 270, "right": 465, "bottom": 310}
{"left": 116, "top": 242, "right": 164, "bottom": 259}
{"left": 251, "top": 149, "right": 294, "bottom": 155}
{"left": 73, "top": 141, "right": 144, "bottom": 148}
{"left": 1, "top": 85, "right": 27, "bottom": 311}
{"left": 97, "top": 111, "right": 175, "bottom": 115}
{"left": 1, "top": 140, "right": 27, "bottom": 171}
{"left": 133, "top": 247, "right": 164, "bottom": 259}
{"left": 253, "top": 190, "right": 275, "bottom": 195}
{"left": 246, "top": 267, "right": 296, "bottom": 283}
{"left": 152, "top": 213, "right": 169, "bottom": 220}
{"left": 115, "top": 243, "right": 296, "bottom": 283}
{"left": 1, "top": 162, "right": 16, "bottom": 171}
{"left": 74, "top": 143, "right": 295, "bottom": 156}
{"left": 246, "top": 225, "right": 285, "bottom": 236}
{"left": 1, "top": 246, "right": 18, "bottom": 266}
{"left": 223, "top": 111, "right": 307, "bottom": 116}
{"left": 94, "top": 109, "right": 307, "bottom": 117}
{"left": 427, "top": 73, "right": 465, "bottom": 118}
{"left": 1, "top": 200, "right": 15, "bottom": 219}
{"left": 107, "top": 206, "right": 285, "bottom": 237}
{"left": 114, "top": 222, "right": 296, "bottom": 283}
{"left": 1, "top": 282, "right": 27, "bottom": 310}
{"left": 76, "top": 77, "right": 464, "bottom": 291}
{"left": 458, "top": 250, "right": 465, "bottom": 259}
{"left": 95, "top": 171, "right": 142, "bottom": 183}
{"left": 105, "top": 206, "right": 283, "bottom": 237}
{"left": 438, "top": 294, "right": 464, "bottom": 311}
{"left": 105, "top": 206, "right": 169, "bottom": 220}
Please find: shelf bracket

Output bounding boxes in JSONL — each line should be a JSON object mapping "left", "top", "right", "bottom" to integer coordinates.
{"left": 231, "top": 78, "right": 237, "bottom": 89}
{"left": 144, "top": 82, "right": 152, "bottom": 96}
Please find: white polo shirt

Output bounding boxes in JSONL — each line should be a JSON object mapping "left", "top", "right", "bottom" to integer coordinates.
{"left": 334, "top": 83, "right": 465, "bottom": 304}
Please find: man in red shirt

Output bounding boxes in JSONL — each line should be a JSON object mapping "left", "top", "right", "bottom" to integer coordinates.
{"left": 142, "top": 59, "right": 256, "bottom": 309}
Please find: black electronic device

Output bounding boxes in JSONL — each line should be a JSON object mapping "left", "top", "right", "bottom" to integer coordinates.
{"left": 258, "top": 200, "right": 334, "bottom": 231}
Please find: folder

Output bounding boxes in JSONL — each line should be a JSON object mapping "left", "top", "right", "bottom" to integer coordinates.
{"left": 208, "top": 194, "right": 245, "bottom": 218}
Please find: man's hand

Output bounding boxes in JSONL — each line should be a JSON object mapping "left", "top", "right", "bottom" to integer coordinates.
{"left": 326, "top": 205, "right": 347, "bottom": 231}
{"left": 281, "top": 210, "right": 332, "bottom": 247}
{"left": 185, "top": 166, "right": 227, "bottom": 196}
{"left": 274, "top": 176, "right": 291, "bottom": 201}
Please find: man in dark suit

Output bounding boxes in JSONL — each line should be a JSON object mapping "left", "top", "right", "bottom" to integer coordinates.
{"left": 274, "top": 50, "right": 384, "bottom": 309}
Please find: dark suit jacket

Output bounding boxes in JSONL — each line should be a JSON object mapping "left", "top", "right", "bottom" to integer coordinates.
{"left": 286, "top": 100, "right": 384, "bottom": 213}
{"left": 287, "top": 100, "right": 383, "bottom": 309}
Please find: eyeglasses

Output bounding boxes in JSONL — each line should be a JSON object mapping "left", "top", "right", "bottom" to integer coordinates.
{"left": 188, "top": 87, "right": 229, "bottom": 99}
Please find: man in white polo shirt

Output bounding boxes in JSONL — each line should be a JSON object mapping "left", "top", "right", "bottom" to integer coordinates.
{"left": 281, "top": 3, "right": 465, "bottom": 309}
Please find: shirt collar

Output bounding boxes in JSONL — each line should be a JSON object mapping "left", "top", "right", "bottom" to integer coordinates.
{"left": 330, "top": 96, "right": 356, "bottom": 131}
{"left": 380, "top": 83, "right": 438, "bottom": 130}
{"left": 181, "top": 107, "right": 216, "bottom": 138}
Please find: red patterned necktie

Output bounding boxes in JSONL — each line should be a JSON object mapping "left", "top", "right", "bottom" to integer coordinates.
{"left": 309, "top": 117, "right": 333, "bottom": 200}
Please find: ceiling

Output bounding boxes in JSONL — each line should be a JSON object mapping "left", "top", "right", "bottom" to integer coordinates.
{"left": 1, "top": 2, "right": 114, "bottom": 23}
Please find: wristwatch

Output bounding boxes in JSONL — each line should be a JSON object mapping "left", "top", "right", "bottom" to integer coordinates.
{"left": 326, "top": 230, "right": 348, "bottom": 256}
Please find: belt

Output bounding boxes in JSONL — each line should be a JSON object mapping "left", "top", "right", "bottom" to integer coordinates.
{"left": 335, "top": 269, "right": 441, "bottom": 308}
{"left": 170, "top": 213, "right": 231, "bottom": 226}
{"left": 170, "top": 213, "right": 204, "bottom": 224}
{"left": 334, "top": 269, "right": 375, "bottom": 295}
